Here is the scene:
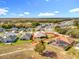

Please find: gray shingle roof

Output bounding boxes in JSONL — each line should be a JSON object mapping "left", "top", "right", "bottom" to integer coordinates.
{"left": 20, "top": 33, "right": 32, "bottom": 40}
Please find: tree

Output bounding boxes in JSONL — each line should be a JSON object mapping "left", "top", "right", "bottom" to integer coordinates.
{"left": 34, "top": 40, "right": 45, "bottom": 54}
{"left": 54, "top": 26, "right": 67, "bottom": 34}
{"left": 32, "top": 22, "right": 40, "bottom": 28}
{"left": 1, "top": 23, "right": 13, "bottom": 29}
{"left": 54, "top": 26, "right": 61, "bottom": 32}
{"left": 66, "top": 29, "right": 79, "bottom": 38}
{"left": 73, "top": 20, "right": 79, "bottom": 28}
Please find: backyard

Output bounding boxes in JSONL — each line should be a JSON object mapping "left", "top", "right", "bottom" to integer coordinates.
{"left": 0, "top": 40, "right": 77, "bottom": 59}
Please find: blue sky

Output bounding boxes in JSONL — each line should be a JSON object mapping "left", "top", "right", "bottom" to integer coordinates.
{"left": 0, "top": 0, "right": 79, "bottom": 18}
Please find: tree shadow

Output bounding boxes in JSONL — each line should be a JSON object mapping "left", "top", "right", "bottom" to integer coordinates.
{"left": 41, "top": 51, "right": 57, "bottom": 58}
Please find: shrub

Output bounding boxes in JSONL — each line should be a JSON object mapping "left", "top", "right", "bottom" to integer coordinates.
{"left": 34, "top": 40, "right": 45, "bottom": 54}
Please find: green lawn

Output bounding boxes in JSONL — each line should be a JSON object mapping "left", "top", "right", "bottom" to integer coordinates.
{"left": 13, "top": 40, "right": 33, "bottom": 45}
{"left": 0, "top": 42, "right": 8, "bottom": 46}
{"left": 0, "top": 40, "right": 33, "bottom": 55}
{"left": 0, "top": 32, "right": 4, "bottom": 35}
{"left": 0, "top": 40, "right": 33, "bottom": 46}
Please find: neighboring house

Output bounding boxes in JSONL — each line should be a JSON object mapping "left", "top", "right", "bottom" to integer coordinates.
{"left": 26, "top": 28, "right": 33, "bottom": 32}
{"left": 35, "top": 23, "right": 54, "bottom": 32}
{"left": 0, "top": 32, "right": 17, "bottom": 43}
{"left": 35, "top": 26, "right": 43, "bottom": 31}
{"left": 0, "top": 28, "right": 4, "bottom": 32}
{"left": 18, "top": 28, "right": 26, "bottom": 31}
{"left": 59, "top": 20, "right": 74, "bottom": 28}
{"left": 20, "top": 32, "right": 32, "bottom": 40}
{"left": 2, "top": 37, "right": 16, "bottom": 43}
{"left": 33, "top": 31, "right": 47, "bottom": 39}
{"left": 10, "top": 27, "right": 18, "bottom": 33}
{"left": 4, "top": 32, "right": 17, "bottom": 36}
{"left": 56, "top": 35, "right": 74, "bottom": 44}
{"left": 49, "top": 39, "right": 69, "bottom": 49}
{"left": 48, "top": 35, "right": 74, "bottom": 50}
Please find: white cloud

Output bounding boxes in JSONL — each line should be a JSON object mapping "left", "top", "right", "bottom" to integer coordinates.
{"left": 38, "top": 11, "right": 60, "bottom": 17}
{"left": 0, "top": 8, "right": 8, "bottom": 15}
{"left": 38, "top": 12, "right": 56, "bottom": 17}
{"left": 19, "top": 14, "right": 24, "bottom": 17}
{"left": 69, "top": 8, "right": 79, "bottom": 13}
{"left": 24, "top": 12, "right": 30, "bottom": 15}
{"left": 18, "top": 12, "right": 30, "bottom": 17}
{"left": 54, "top": 11, "right": 59, "bottom": 13}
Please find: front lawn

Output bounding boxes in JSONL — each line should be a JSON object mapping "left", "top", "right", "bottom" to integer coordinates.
{"left": 0, "top": 39, "right": 33, "bottom": 46}
{"left": 13, "top": 40, "right": 33, "bottom": 45}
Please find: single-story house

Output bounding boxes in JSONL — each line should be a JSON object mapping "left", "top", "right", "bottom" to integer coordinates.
{"left": 20, "top": 32, "right": 32, "bottom": 40}
{"left": 26, "top": 28, "right": 33, "bottom": 32}
{"left": 2, "top": 37, "right": 16, "bottom": 43}
{"left": 49, "top": 40, "right": 69, "bottom": 49}
{"left": 0, "top": 28, "right": 4, "bottom": 32}
{"left": 4, "top": 32, "right": 17, "bottom": 36}
{"left": 35, "top": 23, "right": 54, "bottom": 31}
{"left": 10, "top": 27, "right": 18, "bottom": 33}
{"left": 48, "top": 35, "right": 74, "bottom": 50}
{"left": 33, "top": 31, "right": 47, "bottom": 39}
{"left": 59, "top": 20, "right": 74, "bottom": 28}
{"left": 0, "top": 32, "right": 17, "bottom": 43}
{"left": 18, "top": 28, "right": 26, "bottom": 31}
{"left": 35, "top": 26, "right": 44, "bottom": 31}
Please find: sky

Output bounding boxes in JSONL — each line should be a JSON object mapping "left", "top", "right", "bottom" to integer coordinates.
{"left": 0, "top": 0, "right": 79, "bottom": 18}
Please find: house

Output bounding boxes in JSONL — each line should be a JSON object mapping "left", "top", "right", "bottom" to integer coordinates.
{"left": 10, "top": 27, "right": 18, "bottom": 33}
{"left": 35, "top": 26, "right": 43, "bottom": 31}
{"left": 4, "top": 32, "right": 17, "bottom": 36}
{"left": 0, "top": 32, "right": 17, "bottom": 43}
{"left": 35, "top": 23, "right": 54, "bottom": 32}
{"left": 0, "top": 28, "right": 4, "bottom": 32}
{"left": 20, "top": 32, "right": 32, "bottom": 40}
{"left": 59, "top": 20, "right": 74, "bottom": 28}
{"left": 49, "top": 39, "right": 70, "bottom": 49}
{"left": 18, "top": 28, "right": 26, "bottom": 31}
{"left": 33, "top": 31, "right": 47, "bottom": 39}
{"left": 25, "top": 28, "right": 33, "bottom": 32}
{"left": 2, "top": 37, "right": 16, "bottom": 43}
{"left": 0, "top": 36, "right": 17, "bottom": 43}
{"left": 48, "top": 35, "right": 74, "bottom": 50}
